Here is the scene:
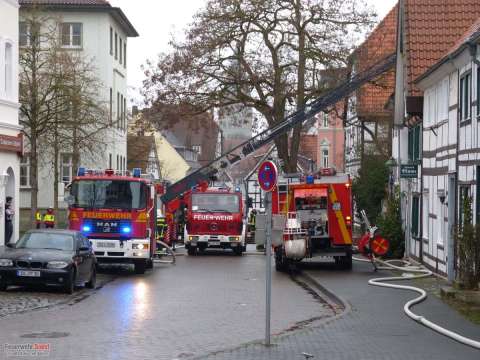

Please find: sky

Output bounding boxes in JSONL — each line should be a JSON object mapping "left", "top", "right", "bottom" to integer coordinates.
{"left": 109, "top": 0, "right": 398, "bottom": 105}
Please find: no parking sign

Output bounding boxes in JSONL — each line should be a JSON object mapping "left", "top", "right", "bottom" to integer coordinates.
{"left": 257, "top": 161, "right": 278, "bottom": 192}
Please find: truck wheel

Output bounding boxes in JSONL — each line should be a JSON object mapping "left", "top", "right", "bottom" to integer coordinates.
{"left": 0, "top": 282, "right": 7, "bottom": 291}
{"left": 233, "top": 246, "right": 243, "bottom": 256}
{"left": 146, "top": 259, "right": 153, "bottom": 269}
{"left": 187, "top": 246, "right": 197, "bottom": 256}
{"left": 336, "top": 253, "right": 352, "bottom": 270}
{"left": 274, "top": 247, "right": 288, "bottom": 272}
{"left": 134, "top": 260, "right": 147, "bottom": 274}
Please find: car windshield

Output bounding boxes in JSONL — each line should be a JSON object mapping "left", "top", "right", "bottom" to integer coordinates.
{"left": 16, "top": 232, "right": 74, "bottom": 251}
{"left": 191, "top": 193, "right": 240, "bottom": 213}
{"left": 70, "top": 180, "right": 147, "bottom": 210}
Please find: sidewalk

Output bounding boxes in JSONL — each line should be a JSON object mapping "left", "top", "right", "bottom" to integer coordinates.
{"left": 197, "top": 260, "right": 480, "bottom": 360}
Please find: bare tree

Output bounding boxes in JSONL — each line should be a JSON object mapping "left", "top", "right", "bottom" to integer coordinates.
{"left": 19, "top": 9, "right": 64, "bottom": 226}
{"left": 143, "top": 0, "right": 375, "bottom": 172}
{"left": 20, "top": 8, "right": 111, "bottom": 220}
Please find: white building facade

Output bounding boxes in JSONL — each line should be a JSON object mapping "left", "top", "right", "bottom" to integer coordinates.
{"left": 0, "top": 0, "right": 21, "bottom": 244}
{"left": 416, "top": 24, "right": 480, "bottom": 277}
{"left": 18, "top": 1, "right": 138, "bottom": 214}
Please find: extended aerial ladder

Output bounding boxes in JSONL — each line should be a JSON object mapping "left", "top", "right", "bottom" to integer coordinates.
{"left": 161, "top": 53, "right": 396, "bottom": 203}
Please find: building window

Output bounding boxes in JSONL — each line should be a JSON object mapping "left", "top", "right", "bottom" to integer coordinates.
{"left": 116, "top": 155, "right": 119, "bottom": 170}
{"left": 117, "top": 92, "right": 120, "bottom": 126}
{"left": 123, "top": 157, "right": 126, "bottom": 172}
{"left": 322, "top": 148, "right": 329, "bottom": 168}
{"left": 109, "top": 153, "right": 112, "bottom": 169}
{"left": 460, "top": 72, "right": 472, "bottom": 121}
{"left": 4, "top": 42, "right": 13, "bottom": 97}
{"left": 422, "top": 192, "right": 429, "bottom": 239}
{"left": 477, "top": 67, "right": 480, "bottom": 117}
{"left": 123, "top": 97, "right": 127, "bottom": 130}
{"left": 124, "top": 42, "right": 126, "bottom": 68}
{"left": 119, "top": 38, "right": 123, "bottom": 65}
{"left": 322, "top": 112, "right": 329, "bottom": 128}
{"left": 19, "top": 22, "right": 29, "bottom": 47}
{"left": 61, "top": 23, "right": 82, "bottom": 48}
{"left": 114, "top": 32, "right": 118, "bottom": 60}
{"left": 411, "top": 195, "right": 420, "bottom": 237}
{"left": 408, "top": 124, "right": 421, "bottom": 163}
{"left": 192, "top": 145, "right": 201, "bottom": 155}
{"left": 109, "top": 27, "right": 113, "bottom": 55}
{"left": 109, "top": 88, "right": 113, "bottom": 124}
{"left": 60, "top": 154, "right": 73, "bottom": 183}
{"left": 20, "top": 156, "right": 30, "bottom": 187}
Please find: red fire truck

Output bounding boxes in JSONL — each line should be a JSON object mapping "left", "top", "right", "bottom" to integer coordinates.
{"left": 67, "top": 168, "right": 162, "bottom": 274}
{"left": 272, "top": 168, "right": 353, "bottom": 271}
{"left": 180, "top": 182, "right": 246, "bottom": 256}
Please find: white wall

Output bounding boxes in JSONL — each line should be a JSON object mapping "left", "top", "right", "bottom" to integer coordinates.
{"left": 0, "top": 0, "right": 21, "bottom": 242}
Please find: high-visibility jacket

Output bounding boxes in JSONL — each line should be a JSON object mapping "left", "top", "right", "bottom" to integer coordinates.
{"left": 35, "top": 212, "right": 42, "bottom": 222}
{"left": 43, "top": 214, "right": 55, "bottom": 224}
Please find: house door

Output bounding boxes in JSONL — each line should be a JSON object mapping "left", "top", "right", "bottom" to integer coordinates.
{"left": 447, "top": 173, "right": 456, "bottom": 282}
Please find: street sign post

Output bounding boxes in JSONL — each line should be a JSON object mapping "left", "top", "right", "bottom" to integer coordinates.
{"left": 257, "top": 161, "right": 277, "bottom": 346}
{"left": 400, "top": 164, "right": 418, "bottom": 178}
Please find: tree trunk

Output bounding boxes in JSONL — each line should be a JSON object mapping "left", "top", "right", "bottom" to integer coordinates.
{"left": 30, "top": 136, "right": 38, "bottom": 228}
{"left": 53, "top": 114, "right": 59, "bottom": 213}
{"left": 289, "top": 6, "right": 306, "bottom": 173}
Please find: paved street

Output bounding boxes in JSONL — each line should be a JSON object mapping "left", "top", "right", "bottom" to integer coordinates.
{"left": 199, "top": 260, "right": 480, "bottom": 360}
{"left": 0, "top": 251, "right": 332, "bottom": 360}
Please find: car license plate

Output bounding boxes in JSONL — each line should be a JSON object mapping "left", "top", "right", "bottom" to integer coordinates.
{"left": 96, "top": 241, "right": 116, "bottom": 248}
{"left": 17, "top": 270, "right": 40, "bottom": 277}
{"left": 209, "top": 241, "right": 221, "bottom": 246}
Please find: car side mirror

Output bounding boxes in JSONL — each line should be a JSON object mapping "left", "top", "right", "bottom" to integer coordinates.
{"left": 65, "top": 194, "right": 75, "bottom": 206}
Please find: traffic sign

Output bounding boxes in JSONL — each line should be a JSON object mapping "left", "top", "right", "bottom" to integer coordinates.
{"left": 258, "top": 161, "right": 278, "bottom": 192}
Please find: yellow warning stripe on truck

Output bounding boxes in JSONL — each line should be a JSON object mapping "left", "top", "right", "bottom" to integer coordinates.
{"left": 329, "top": 185, "right": 352, "bottom": 245}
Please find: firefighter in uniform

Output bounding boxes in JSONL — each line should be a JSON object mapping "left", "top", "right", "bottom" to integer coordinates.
{"left": 43, "top": 208, "right": 55, "bottom": 228}
{"left": 156, "top": 217, "right": 168, "bottom": 241}
{"left": 35, "top": 211, "right": 42, "bottom": 229}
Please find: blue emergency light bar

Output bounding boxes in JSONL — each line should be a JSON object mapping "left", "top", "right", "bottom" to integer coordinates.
{"left": 306, "top": 175, "right": 315, "bottom": 184}
{"left": 77, "top": 167, "right": 86, "bottom": 176}
{"left": 133, "top": 168, "right": 141, "bottom": 178}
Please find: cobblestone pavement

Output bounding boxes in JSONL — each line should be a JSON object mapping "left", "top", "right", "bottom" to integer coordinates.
{"left": 0, "top": 273, "right": 116, "bottom": 318}
{"left": 198, "top": 260, "right": 480, "bottom": 360}
{"left": 0, "top": 251, "right": 333, "bottom": 360}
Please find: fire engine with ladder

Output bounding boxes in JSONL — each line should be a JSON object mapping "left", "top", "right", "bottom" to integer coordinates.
{"left": 67, "top": 53, "right": 395, "bottom": 272}
{"left": 158, "top": 54, "right": 395, "bottom": 261}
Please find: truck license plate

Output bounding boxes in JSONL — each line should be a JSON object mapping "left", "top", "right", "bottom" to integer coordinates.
{"left": 96, "top": 242, "right": 116, "bottom": 248}
{"left": 209, "top": 241, "right": 220, "bottom": 246}
{"left": 17, "top": 270, "right": 40, "bottom": 277}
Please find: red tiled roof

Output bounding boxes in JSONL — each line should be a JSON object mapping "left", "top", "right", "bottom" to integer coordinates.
{"left": 405, "top": 0, "right": 480, "bottom": 95}
{"left": 354, "top": 4, "right": 398, "bottom": 119}
{"left": 20, "top": 0, "right": 110, "bottom": 5}
{"left": 446, "top": 17, "right": 480, "bottom": 57}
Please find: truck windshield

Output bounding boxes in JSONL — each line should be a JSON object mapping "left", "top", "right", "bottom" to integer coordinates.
{"left": 192, "top": 193, "right": 240, "bottom": 213}
{"left": 71, "top": 180, "right": 147, "bottom": 210}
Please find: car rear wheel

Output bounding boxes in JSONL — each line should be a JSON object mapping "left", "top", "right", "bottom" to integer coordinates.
{"left": 64, "top": 269, "right": 75, "bottom": 294}
{"left": 85, "top": 266, "right": 96, "bottom": 289}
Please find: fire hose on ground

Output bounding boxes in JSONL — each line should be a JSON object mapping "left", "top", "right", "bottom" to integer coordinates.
{"left": 352, "top": 255, "right": 480, "bottom": 350}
